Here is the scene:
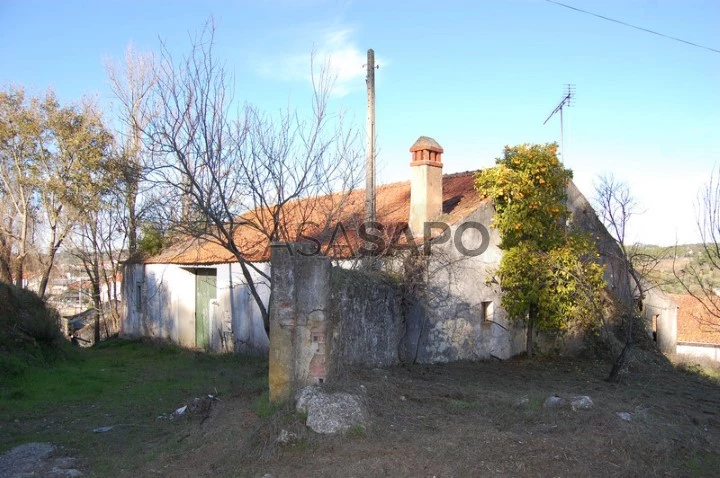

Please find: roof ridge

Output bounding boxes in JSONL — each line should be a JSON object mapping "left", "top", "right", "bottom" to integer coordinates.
{"left": 375, "top": 169, "right": 480, "bottom": 190}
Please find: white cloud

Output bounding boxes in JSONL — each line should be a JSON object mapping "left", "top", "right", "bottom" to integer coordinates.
{"left": 257, "top": 26, "right": 383, "bottom": 97}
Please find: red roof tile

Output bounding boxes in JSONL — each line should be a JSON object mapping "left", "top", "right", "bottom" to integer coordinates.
{"left": 669, "top": 293, "right": 720, "bottom": 345}
{"left": 144, "top": 171, "right": 487, "bottom": 265}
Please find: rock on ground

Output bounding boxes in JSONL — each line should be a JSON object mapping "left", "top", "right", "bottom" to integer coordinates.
{"left": 276, "top": 429, "right": 298, "bottom": 445}
{"left": 543, "top": 394, "right": 594, "bottom": 411}
{"left": 296, "top": 386, "right": 369, "bottom": 434}
{"left": 543, "top": 395, "right": 567, "bottom": 408}
{"left": 618, "top": 411, "right": 633, "bottom": 421}
{"left": 0, "top": 442, "right": 82, "bottom": 477}
{"left": 570, "top": 395, "right": 594, "bottom": 411}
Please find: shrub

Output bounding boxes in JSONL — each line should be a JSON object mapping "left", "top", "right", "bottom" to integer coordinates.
{"left": 0, "top": 353, "right": 28, "bottom": 377}
{"left": 0, "top": 281, "right": 65, "bottom": 370}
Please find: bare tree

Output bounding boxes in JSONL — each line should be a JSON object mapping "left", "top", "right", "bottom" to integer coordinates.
{"left": 674, "top": 167, "right": 720, "bottom": 330}
{"left": 139, "top": 20, "right": 362, "bottom": 330}
{"left": 69, "top": 189, "right": 128, "bottom": 344}
{"left": 594, "top": 174, "right": 663, "bottom": 381}
{"left": 595, "top": 175, "right": 669, "bottom": 296}
{"left": 106, "top": 45, "right": 157, "bottom": 255}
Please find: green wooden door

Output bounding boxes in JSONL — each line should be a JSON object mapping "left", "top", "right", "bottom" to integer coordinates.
{"left": 195, "top": 269, "right": 216, "bottom": 349}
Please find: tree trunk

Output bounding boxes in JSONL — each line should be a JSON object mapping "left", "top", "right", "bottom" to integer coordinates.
{"left": 0, "top": 233, "right": 13, "bottom": 283}
{"left": 236, "top": 258, "right": 270, "bottom": 334}
{"left": 37, "top": 257, "right": 54, "bottom": 298}
{"left": 92, "top": 281, "right": 102, "bottom": 344}
{"left": 38, "top": 222, "right": 69, "bottom": 298}
{"left": 126, "top": 178, "right": 138, "bottom": 255}
{"left": 12, "top": 211, "right": 28, "bottom": 288}
{"left": 607, "top": 341, "right": 630, "bottom": 383}
{"left": 13, "top": 260, "right": 23, "bottom": 288}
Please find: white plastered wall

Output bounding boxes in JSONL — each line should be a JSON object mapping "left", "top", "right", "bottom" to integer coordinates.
{"left": 122, "top": 262, "right": 269, "bottom": 353}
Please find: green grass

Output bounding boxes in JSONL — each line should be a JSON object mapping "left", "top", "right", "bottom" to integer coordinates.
{"left": 0, "top": 338, "right": 268, "bottom": 475}
{"left": 1, "top": 339, "right": 264, "bottom": 418}
{"left": 676, "top": 360, "right": 720, "bottom": 383}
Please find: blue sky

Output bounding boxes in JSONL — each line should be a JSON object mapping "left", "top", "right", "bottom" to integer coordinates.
{"left": 1, "top": 0, "right": 718, "bottom": 245}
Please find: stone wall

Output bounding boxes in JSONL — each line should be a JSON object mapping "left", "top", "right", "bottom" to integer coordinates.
{"left": 403, "top": 205, "right": 525, "bottom": 364}
{"left": 400, "top": 182, "right": 642, "bottom": 362}
{"left": 327, "top": 268, "right": 404, "bottom": 374}
{"left": 268, "top": 243, "right": 403, "bottom": 402}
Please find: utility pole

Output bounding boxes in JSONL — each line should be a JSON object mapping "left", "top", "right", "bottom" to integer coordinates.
{"left": 365, "top": 49, "right": 376, "bottom": 226}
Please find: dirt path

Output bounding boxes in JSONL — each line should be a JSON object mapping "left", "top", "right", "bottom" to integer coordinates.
{"left": 0, "top": 442, "right": 82, "bottom": 477}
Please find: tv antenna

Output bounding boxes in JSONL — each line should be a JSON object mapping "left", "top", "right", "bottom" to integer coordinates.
{"left": 543, "top": 84, "right": 575, "bottom": 162}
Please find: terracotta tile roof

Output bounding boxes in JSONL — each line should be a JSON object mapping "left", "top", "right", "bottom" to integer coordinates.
{"left": 669, "top": 293, "right": 720, "bottom": 345}
{"left": 144, "top": 171, "right": 487, "bottom": 265}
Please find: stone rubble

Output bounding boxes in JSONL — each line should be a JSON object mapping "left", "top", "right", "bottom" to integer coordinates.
{"left": 296, "top": 386, "right": 369, "bottom": 434}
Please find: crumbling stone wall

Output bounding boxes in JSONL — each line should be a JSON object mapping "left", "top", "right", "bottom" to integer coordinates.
{"left": 327, "top": 268, "right": 403, "bottom": 375}
{"left": 268, "top": 244, "right": 403, "bottom": 401}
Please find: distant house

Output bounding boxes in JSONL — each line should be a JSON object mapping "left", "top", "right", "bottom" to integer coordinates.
{"left": 643, "top": 285, "right": 678, "bottom": 355}
{"left": 670, "top": 294, "right": 720, "bottom": 362}
{"left": 122, "top": 136, "right": 672, "bottom": 359}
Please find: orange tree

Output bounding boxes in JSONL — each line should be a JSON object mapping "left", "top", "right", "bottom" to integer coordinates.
{"left": 475, "top": 144, "right": 605, "bottom": 357}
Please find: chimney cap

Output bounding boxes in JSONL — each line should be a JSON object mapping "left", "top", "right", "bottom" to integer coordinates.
{"left": 410, "top": 136, "right": 443, "bottom": 153}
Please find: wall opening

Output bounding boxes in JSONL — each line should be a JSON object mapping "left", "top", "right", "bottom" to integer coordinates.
{"left": 481, "top": 301, "right": 493, "bottom": 322}
{"left": 652, "top": 314, "right": 659, "bottom": 342}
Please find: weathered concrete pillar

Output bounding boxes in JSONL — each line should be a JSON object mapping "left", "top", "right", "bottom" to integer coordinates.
{"left": 268, "top": 244, "right": 296, "bottom": 402}
{"left": 268, "top": 243, "right": 331, "bottom": 402}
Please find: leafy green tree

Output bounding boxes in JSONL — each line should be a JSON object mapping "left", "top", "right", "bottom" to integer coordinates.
{"left": 34, "top": 94, "right": 116, "bottom": 298}
{"left": 0, "top": 87, "right": 40, "bottom": 286}
{"left": 476, "top": 144, "right": 605, "bottom": 357}
{"left": 137, "top": 223, "right": 165, "bottom": 256}
{"left": 0, "top": 86, "right": 115, "bottom": 297}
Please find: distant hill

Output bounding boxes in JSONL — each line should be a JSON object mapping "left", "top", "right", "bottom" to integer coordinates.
{"left": 631, "top": 243, "right": 718, "bottom": 295}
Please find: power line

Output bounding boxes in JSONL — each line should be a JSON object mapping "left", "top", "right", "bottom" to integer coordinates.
{"left": 546, "top": 0, "right": 720, "bottom": 55}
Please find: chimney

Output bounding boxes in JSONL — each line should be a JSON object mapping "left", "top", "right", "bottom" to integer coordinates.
{"left": 409, "top": 136, "right": 443, "bottom": 237}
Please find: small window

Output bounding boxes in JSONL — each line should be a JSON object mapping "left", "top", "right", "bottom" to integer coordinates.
{"left": 481, "top": 301, "right": 493, "bottom": 322}
{"left": 136, "top": 284, "right": 142, "bottom": 312}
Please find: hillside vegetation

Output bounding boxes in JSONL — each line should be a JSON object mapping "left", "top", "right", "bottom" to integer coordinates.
{"left": 634, "top": 243, "right": 718, "bottom": 295}
{"left": 0, "top": 281, "right": 66, "bottom": 377}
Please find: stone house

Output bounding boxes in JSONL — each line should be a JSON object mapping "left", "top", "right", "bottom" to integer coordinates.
{"left": 121, "top": 136, "right": 673, "bottom": 361}
{"left": 642, "top": 285, "right": 677, "bottom": 355}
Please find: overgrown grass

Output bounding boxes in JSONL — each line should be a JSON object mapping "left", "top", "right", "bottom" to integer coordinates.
{"left": 250, "top": 390, "right": 287, "bottom": 418}
{"left": 671, "top": 354, "right": 720, "bottom": 383}
{"left": 0, "top": 338, "right": 268, "bottom": 475}
{"left": 0, "top": 339, "right": 264, "bottom": 417}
